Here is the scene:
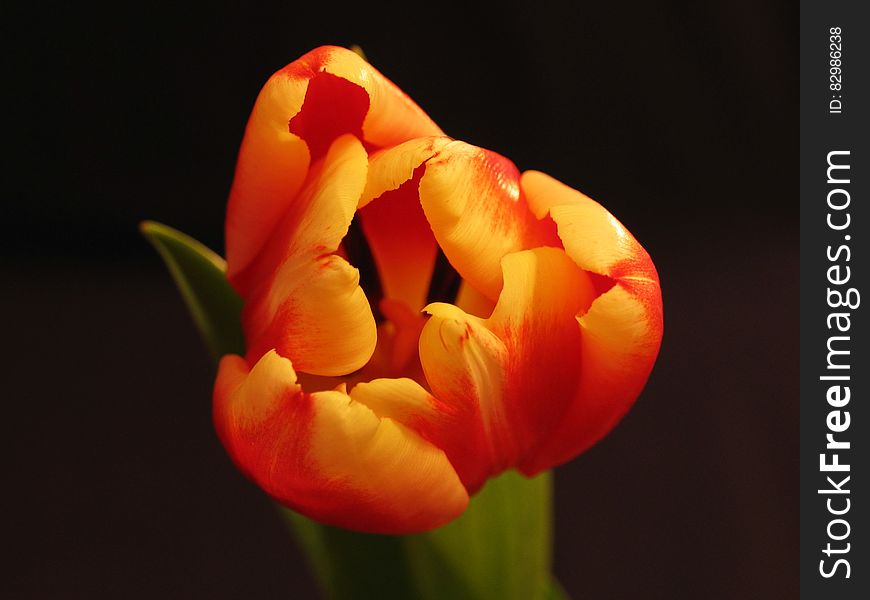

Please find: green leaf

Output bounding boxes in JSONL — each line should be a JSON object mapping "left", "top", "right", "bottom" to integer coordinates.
{"left": 279, "top": 472, "right": 562, "bottom": 600}
{"left": 279, "top": 510, "right": 420, "bottom": 600}
{"left": 142, "top": 221, "right": 567, "bottom": 600}
{"left": 403, "top": 470, "right": 555, "bottom": 600}
{"left": 546, "top": 579, "right": 571, "bottom": 600}
{"left": 140, "top": 221, "right": 245, "bottom": 359}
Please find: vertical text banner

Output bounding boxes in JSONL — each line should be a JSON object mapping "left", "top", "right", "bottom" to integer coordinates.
{"left": 800, "top": 1, "right": 868, "bottom": 597}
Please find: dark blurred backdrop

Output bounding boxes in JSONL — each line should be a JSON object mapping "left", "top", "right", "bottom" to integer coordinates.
{"left": 6, "top": 1, "right": 797, "bottom": 598}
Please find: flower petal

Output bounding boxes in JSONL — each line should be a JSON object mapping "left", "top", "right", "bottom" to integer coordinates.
{"left": 418, "top": 142, "right": 560, "bottom": 300}
{"left": 300, "top": 47, "right": 444, "bottom": 149}
{"left": 454, "top": 280, "right": 495, "bottom": 319}
{"left": 214, "top": 351, "right": 469, "bottom": 534}
{"left": 359, "top": 177, "right": 437, "bottom": 311}
{"left": 349, "top": 376, "right": 440, "bottom": 429}
{"left": 359, "top": 137, "right": 451, "bottom": 208}
{"left": 357, "top": 138, "right": 562, "bottom": 311}
{"left": 418, "top": 247, "right": 597, "bottom": 491}
{"left": 226, "top": 46, "right": 443, "bottom": 285}
{"left": 242, "top": 134, "right": 376, "bottom": 375}
{"left": 521, "top": 170, "right": 659, "bottom": 282}
{"left": 357, "top": 137, "right": 452, "bottom": 311}
{"left": 225, "top": 74, "right": 309, "bottom": 285}
{"left": 244, "top": 254, "right": 376, "bottom": 376}
{"left": 517, "top": 170, "right": 663, "bottom": 472}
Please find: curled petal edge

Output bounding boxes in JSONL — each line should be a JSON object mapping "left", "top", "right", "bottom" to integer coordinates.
{"left": 214, "top": 351, "right": 469, "bottom": 534}
{"left": 241, "top": 134, "right": 377, "bottom": 376}
{"left": 227, "top": 45, "right": 444, "bottom": 284}
{"left": 517, "top": 170, "right": 664, "bottom": 472}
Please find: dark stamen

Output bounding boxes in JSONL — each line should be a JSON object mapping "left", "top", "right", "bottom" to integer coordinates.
{"left": 343, "top": 217, "right": 384, "bottom": 322}
{"left": 427, "top": 248, "right": 462, "bottom": 305}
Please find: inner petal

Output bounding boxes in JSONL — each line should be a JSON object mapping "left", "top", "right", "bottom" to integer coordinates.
{"left": 214, "top": 350, "right": 469, "bottom": 534}
{"left": 359, "top": 167, "right": 438, "bottom": 312}
{"left": 417, "top": 247, "right": 598, "bottom": 490}
{"left": 417, "top": 141, "right": 562, "bottom": 301}
{"left": 296, "top": 314, "right": 427, "bottom": 394}
{"left": 288, "top": 72, "right": 370, "bottom": 162}
{"left": 240, "top": 134, "right": 376, "bottom": 376}
{"left": 227, "top": 45, "right": 444, "bottom": 290}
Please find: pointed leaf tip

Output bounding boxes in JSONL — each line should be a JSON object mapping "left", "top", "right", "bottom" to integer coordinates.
{"left": 140, "top": 220, "right": 245, "bottom": 361}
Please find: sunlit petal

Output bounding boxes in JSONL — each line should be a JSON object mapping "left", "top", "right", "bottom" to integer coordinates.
{"left": 518, "top": 170, "right": 663, "bottom": 472}
{"left": 227, "top": 46, "right": 443, "bottom": 285}
{"left": 242, "top": 134, "right": 376, "bottom": 375}
{"left": 419, "top": 142, "right": 559, "bottom": 300}
{"left": 214, "top": 351, "right": 469, "bottom": 534}
{"left": 418, "top": 247, "right": 597, "bottom": 490}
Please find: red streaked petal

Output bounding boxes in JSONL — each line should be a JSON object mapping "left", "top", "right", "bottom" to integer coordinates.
{"left": 517, "top": 170, "right": 663, "bottom": 473}
{"left": 241, "top": 134, "right": 376, "bottom": 375}
{"left": 243, "top": 254, "right": 376, "bottom": 376}
{"left": 521, "top": 170, "right": 659, "bottom": 283}
{"left": 225, "top": 76, "right": 310, "bottom": 284}
{"left": 288, "top": 71, "right": 369, "bottom": 162}
{"left": 214, "top": 351, "right": 469, "bottom": 534}
{"left": 418, "top": 142, "right": 559, "bottom": 301}
{"left": 227, "top": 45, "right": 443, "bottom": 284}
{"left": 237, "top": 132, "right": 367, "bottom": 293}
{"left": 417, "top": 302, "right": 503, "bottom": 491}
{"left": 298, "top": 47, "right": 444, "bottom": 149}
{"left": 356, "top": 137, "right": 453, "bottom": 311}
{"left": 358, "top": 139, "right": 561, "bottom": 313}
{"left": 349, "top": 376, "right": 440, "bottom": 431}
{"left": 359, "top": 136, "right": 451, "bottom": 208}
{"left": 359, "top": 175, "right": 438, "bottom": 311}
{"left": 519, "top": 280, "right": 663, "bottom": 473}
{"left": 417, "top": 247, "right": 597, "bottom": 491}
{"left": 213, "top": 353, "right": 312, "bottom": 496}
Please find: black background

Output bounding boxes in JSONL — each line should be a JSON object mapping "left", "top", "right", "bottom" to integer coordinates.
{"left": 6, "top": 1, "right": 797, "bottom": 598}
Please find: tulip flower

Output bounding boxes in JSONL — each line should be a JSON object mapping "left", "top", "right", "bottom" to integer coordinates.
{"left": 213, "top": 46, "right": 663, "bottom": 534}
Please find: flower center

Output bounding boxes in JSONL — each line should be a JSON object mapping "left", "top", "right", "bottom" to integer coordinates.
{"left": 298, "top": 205, "right": 462, "bottom": 393}
{"left": 342, "top": 217, "right": 462, "bottom": 324}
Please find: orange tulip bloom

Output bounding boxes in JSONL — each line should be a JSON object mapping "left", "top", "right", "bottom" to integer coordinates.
{"left": 214, "top": 46, "right": 663, "bottom": 534}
